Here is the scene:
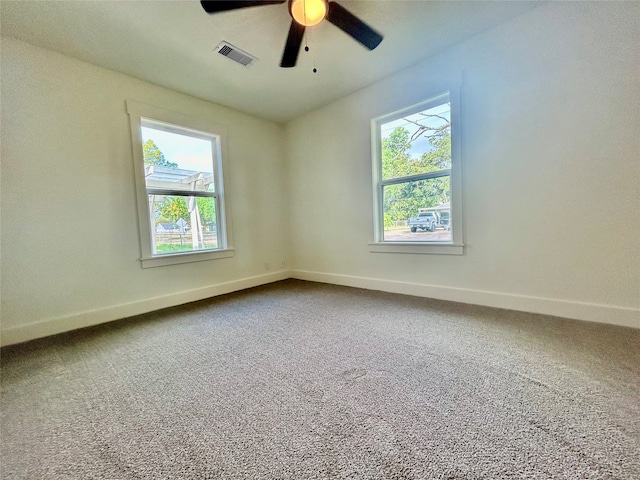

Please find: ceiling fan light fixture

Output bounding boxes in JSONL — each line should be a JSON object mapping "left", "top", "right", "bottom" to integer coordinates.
{"left": 290, "top": 0, "right": 327, "bottom": 27}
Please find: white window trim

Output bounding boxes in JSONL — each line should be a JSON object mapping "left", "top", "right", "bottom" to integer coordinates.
{"left": 126, "top": 100, "right": 234, "bottom": 268}
{"left": 369, "top": 86, "right": 464, "bottom": 255}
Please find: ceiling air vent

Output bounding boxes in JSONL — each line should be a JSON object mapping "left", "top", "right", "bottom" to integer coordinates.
{"left": 215, "top": 42, "right": 258, "bottom": 67}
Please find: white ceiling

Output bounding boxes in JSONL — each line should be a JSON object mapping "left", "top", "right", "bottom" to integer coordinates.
{"left": 1, "top": 1, "right": 540, "bottom": 123}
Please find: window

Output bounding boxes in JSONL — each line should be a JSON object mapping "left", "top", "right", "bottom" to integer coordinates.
{"left": 127, "top": 101, "right": 233, "bottom": 267}
{"left": 370, "top": 90, "right": 463, "bottom": 255}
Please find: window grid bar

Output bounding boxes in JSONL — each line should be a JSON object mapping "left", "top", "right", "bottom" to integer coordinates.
{"left": 146, "top": 188, "right": 218, "bottom": 198}
{"left": 380, "top": 169, "right": 451, "bottom": 187}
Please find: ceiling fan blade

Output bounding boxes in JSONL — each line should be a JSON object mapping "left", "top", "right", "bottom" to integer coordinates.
{"left": 326, "top": 1, "right": 383, "bottom": 50}
{"left": 200, "top": 1, "right": 285, "bottom": 14}
{"left": 280, "top": 20, "right": 305, "bottom": 68}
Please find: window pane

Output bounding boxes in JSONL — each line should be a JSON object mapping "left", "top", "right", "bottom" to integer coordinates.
{"left": 148, "top": 195, "right": 218, "bottom": 255}
{"left": 382, "top": 177, "right": 451, "bottom": 242}
{"left": 381, "top": 101, "right": 451, "bottom": 180}
{"left": 142, "top": 125, "right": 215, "bottom": 193}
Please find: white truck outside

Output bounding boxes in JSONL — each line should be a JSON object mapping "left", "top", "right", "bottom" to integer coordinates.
{"left": 408, "top": 212, "right": 439, "bottom": 232}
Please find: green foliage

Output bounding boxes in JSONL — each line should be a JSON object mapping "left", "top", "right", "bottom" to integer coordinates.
{"left": 158, "top": 196, "right": 216, "bottom": 227}
{"left": 143, "top": 139, "right": 178, "bottom": 168}
{"left": 381, "top": 125, "right": 451, "bottom": 225}
{"left": 383, "top": 212, "right": 394, "bottom": 229}
{"left": 381, "top": 129, "right": 413, "bottom": 179}
{"left": 422, "top": 135, "right": 451, "bottom": 170}
{"left": 160, "top": 197, "right": 188, "bottom": 223}
{"left": 155, "top": 243, "right": 193, "bottom": 253}
{"left": 196, "top": 197, "right": 216, "bottom": 225}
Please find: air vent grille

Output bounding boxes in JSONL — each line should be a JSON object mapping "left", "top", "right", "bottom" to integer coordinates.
{"left": 215, "top": 42, "right": 257, "bottom": 67}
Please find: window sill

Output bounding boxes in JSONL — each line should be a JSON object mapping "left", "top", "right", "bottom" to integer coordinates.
{"left": 368, "top": 242, "right": 464, "bottom": 255}
{"left": 141, "top": 248, "right": 235, "bottom": 268}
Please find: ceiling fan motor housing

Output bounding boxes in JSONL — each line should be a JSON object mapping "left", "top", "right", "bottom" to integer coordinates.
{"left": 289, "top": 0, "right": 328, "bottom": 27}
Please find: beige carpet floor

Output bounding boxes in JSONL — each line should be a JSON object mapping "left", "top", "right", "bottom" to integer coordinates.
{"left": 1, "top": 279, "right": 639, "bottom": 479}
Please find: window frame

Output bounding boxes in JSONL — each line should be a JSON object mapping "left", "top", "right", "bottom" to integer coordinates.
{"left": 126, "top": 100, "right": 234, "bottom": 268}
{"left": 369, "top": 87, "right": 464, "bottom": 255}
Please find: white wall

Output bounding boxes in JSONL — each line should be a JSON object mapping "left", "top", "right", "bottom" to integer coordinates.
{"left": 1, "top": 38, "right": 290, "bottom": 344}
{"left": 285, "top": 2, "right": 640, "bottom": 327}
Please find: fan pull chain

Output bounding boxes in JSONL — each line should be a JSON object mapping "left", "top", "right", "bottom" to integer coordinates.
{"left": 304, "top": 28, "right": 318, "bottom": 73}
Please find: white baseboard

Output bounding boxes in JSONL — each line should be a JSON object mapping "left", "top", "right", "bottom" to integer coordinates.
{"left": 291, "top": 270, "right": 640, "bottom": 329}
{"left": 3, "top": 269, "right": 637, "bottom": 346}
{"left": 1, "top": 270, "right": 290, "bottom": 347}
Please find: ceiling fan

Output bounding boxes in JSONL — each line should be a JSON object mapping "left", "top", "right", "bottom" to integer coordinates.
{"left": 200, "top": 0, "right": 383, "bottom": 68}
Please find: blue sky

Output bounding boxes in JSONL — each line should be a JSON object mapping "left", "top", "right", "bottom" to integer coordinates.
{"left": 142, "top": 126, "right": 212, "bottom": 173}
